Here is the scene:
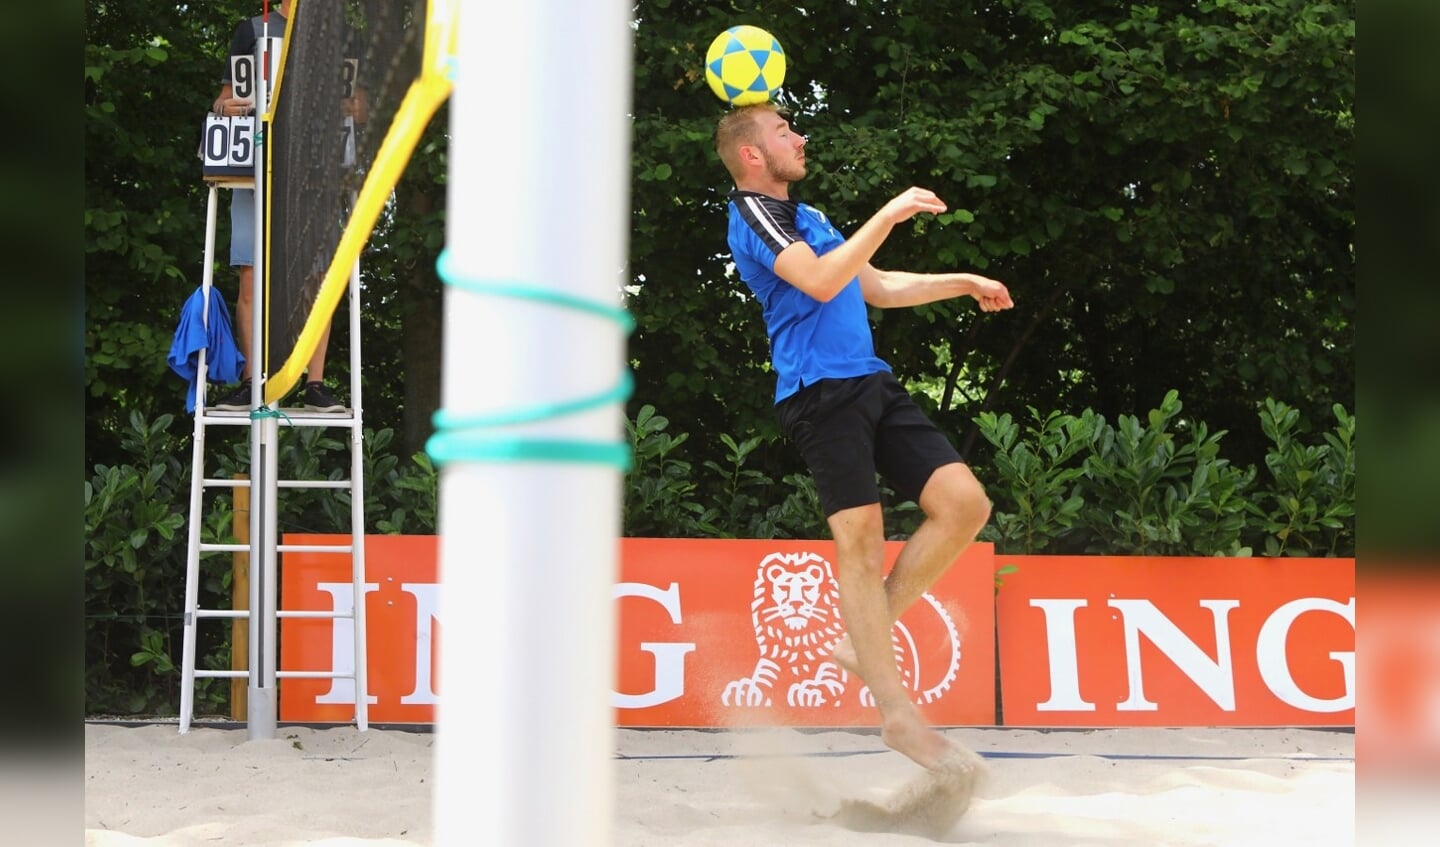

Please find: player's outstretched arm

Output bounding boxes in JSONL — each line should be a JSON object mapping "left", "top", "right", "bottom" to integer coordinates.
{"left": 773, "top": 186, "right": 947, "bottom": 303}
{"left": 859, "top": 266, "right": 1014, "bottom": 311}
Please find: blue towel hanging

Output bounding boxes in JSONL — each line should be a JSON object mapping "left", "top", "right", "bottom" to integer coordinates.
{"left": 168, "top": 286, "right": 246, "bottom": 412}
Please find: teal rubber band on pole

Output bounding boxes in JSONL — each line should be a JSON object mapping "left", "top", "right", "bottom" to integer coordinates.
{"left": 436, "top": 250, "right": 636, "bottom": 332}
{"left": 426, "top": 434, "right": 632, "bottom": 469}
{"left": 250, "top": 406, "right": 292, "bottom": 425}
{"left": 426, "top": 249, "right": 634, "bottom": 470}
{"left": 431, "top": 371, "right": 634, "bottom": 430}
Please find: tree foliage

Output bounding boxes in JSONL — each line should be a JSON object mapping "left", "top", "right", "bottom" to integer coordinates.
{"left": 85, "top": 0, "right": 447, "bottom": 468}
{"left": 85, "top": 1, "right": 1353, "bottom": 502}
{"left": 626, "top": 0, "right": 1353, "bottom": 477}
{"left": 85, "top": 0, "right": 1353, "bottom": 486}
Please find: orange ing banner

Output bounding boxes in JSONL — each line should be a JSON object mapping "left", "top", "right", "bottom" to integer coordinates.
{"left": 278, "top": 535, "right": 999, "bottom": 727}
{"left": 995, "top": 555, "right": 1355, "bottom": 727}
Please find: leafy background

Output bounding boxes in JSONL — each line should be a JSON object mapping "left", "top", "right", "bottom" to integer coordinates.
{"left": 84, "top": 0, "right": 1353, "bottom": 715}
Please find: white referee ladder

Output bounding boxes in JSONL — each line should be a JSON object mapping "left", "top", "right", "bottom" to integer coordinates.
{"left": 175, "top": 171, "right": 370, "bottom": 738}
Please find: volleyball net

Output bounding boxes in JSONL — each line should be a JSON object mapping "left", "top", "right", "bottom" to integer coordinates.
{"left": 259, "top": 0, "right": 452, "bottom": 403}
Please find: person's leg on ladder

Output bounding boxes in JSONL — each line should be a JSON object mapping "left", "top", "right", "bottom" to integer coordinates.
{"left": 213, "top": 264, "right": 257, "bottom": 410}
{"left": 306, "top": 320, "right": 331, "bottom": 383}
{"left": 214, "top": 188, "right": 257, "bottom": 410}
{"left": 231, "top": 187, "right": 256, "bottom": 382}
{"left": 301, "top": 320, "right": 344, "bottom": 411}
{"left": 235, "top": 265, "right": 254, "bottom": 382}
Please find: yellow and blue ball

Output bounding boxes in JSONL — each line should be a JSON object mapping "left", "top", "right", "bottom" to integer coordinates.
{"left": 704, "top": 25, "right": 786, "bottom": 107}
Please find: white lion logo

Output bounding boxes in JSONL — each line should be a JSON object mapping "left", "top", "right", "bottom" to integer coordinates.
{"left": 722, "top": 551, "right": 961, "bottom": 709}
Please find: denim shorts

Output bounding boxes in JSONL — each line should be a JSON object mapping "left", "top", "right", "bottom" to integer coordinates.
{"left": 230, "top": 188, "right": 254, "bottom": 267}
{"left": 775, "top": 371, "right": 965, "bottom": 517}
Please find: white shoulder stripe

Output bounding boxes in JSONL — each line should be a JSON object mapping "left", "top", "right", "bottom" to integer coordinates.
{"left": 741, "top": 195, "right": 794, "bottom": 249}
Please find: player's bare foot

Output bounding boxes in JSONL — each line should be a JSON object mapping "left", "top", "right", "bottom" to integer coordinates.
{"left": 824, "top": 737, "right": 986, "bottom": 836}
{"left": 831, "top": 635, "right": 961, "bottom": 771}
{"left": 879, "top": 706, "right": 955, "bottom": 772}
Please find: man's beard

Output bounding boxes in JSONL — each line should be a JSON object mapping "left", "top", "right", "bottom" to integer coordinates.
{"left": 763, "top": 151, "right": 806, "bottom": 183}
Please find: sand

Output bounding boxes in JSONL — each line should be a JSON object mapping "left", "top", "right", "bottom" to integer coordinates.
{"left": 84, "top": 722, "right": 1353, "bottom": 846}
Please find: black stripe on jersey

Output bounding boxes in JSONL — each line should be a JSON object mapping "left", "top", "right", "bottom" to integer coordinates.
{"left": 731, "top": 191, "right": 803, "bottom": 255}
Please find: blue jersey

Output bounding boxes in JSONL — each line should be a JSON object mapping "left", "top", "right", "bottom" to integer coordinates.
{"left": 727, "top": 190, "right": 891, "bottom": 404}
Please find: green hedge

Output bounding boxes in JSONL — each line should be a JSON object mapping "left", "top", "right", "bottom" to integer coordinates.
{"left": 974, "top": 391, "right": 1354, "bottom": 557}
{"left": 84, "top": 391, "right": 1353, "bottom": 715}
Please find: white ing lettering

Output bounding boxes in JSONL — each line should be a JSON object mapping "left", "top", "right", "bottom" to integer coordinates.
{"left": 314, "top": 581, "right": 380, "bottom": 705}
{"left": 611, "top": 582, "right": 696, "bottom": 708}
{"left": 1033, "top": 596, "right": 1356, "bottom": 713}
{"left": 1255, "top": 596, "right": 1354, "bottom": 712}
{"left": 314, "top": 582, "right": 440, "bottom": 706}
{"left": 313, "top": 579, "right": 697, "bottom": 709}
{"left": 1031, "top": 599, "right": 1095, "bottom": 711}
{"left": 400, "top": 583, "right": 440, "bottom": 705}
{"left": 1112, "top": 599, "right": 1239, "bottom": 711}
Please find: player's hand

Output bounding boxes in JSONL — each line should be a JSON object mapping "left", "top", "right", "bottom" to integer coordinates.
{"left": 966, "top": 274, "right": 1014, "bottom": 312}
{"left": 882, "top": 186, "right": 947, "bottom": 225}
{"left": 213, "top": 96, "right": 255, "bottom": 117}
{"left": 341, "top": 90, "right": 369, "bottom": 123}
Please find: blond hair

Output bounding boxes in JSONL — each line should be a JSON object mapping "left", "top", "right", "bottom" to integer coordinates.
{"left": 715, "top": 103, "right": 779, "bottom": 181}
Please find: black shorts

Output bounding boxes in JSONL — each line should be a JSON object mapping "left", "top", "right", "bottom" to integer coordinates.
{"left": 775, "top": 371, "right": 965, "bottom": 517}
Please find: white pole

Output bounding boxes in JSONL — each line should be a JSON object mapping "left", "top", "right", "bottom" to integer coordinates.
{"left": 247, "top": 14, "right": 277, "bottom": 742}
{"left": 348, "top": 253, "right": 369, "bottom": 732}
{"left": 433, "top": 2, "right": 632, "bottom": 845}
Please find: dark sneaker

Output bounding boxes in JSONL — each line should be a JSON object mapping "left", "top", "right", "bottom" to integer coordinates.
{"left": 212, "top": 381, "right": 254, "bottom": 411}
{"left": 302, "top": 380, "right": 345, "bottom": 412}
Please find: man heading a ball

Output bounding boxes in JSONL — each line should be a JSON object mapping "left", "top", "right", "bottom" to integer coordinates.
{"left": 716, "top": 102, "right": 1013, "bottom": 774}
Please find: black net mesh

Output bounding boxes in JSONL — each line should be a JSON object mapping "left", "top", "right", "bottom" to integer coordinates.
{"left": 265, "top": 0, "right": 425, "bottom": 373}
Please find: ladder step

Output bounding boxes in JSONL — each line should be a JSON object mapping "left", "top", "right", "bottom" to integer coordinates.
{"left": 195, "top": 412, "right": 256, "bottom": 426}
{"left": 192, "top": 609, "right": 351, "bottom": 621}
{"left": 196, "top": 410, "right": 358, "bottom": 427}
{"left": 202, "top": 477, "right": 252, "bottom": 488}
{"left": 276, "top": 609, "right": 354, "bottom": 620}
{"left": 201, "top": 543, "right": 355, "bottom": 554}
{"left": 193, "top": 610, "right": 248, "bottom": 621}
{"left": 277, "top": 670, "right": 356, "bottom": 680}
{"left": 276, "top": 543, "right": 354, "bottom": 553}
{"left": 202, "top": 478, "right": 351, "bottom": 489}
{"left": 194, "top": 669, "right": 358, "bottom": 681}
{"left": 199, "top": 543, "right": 251, "bottom": 553}
{"left": 272, "top": 409, "right": 357, "bottom": 425}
